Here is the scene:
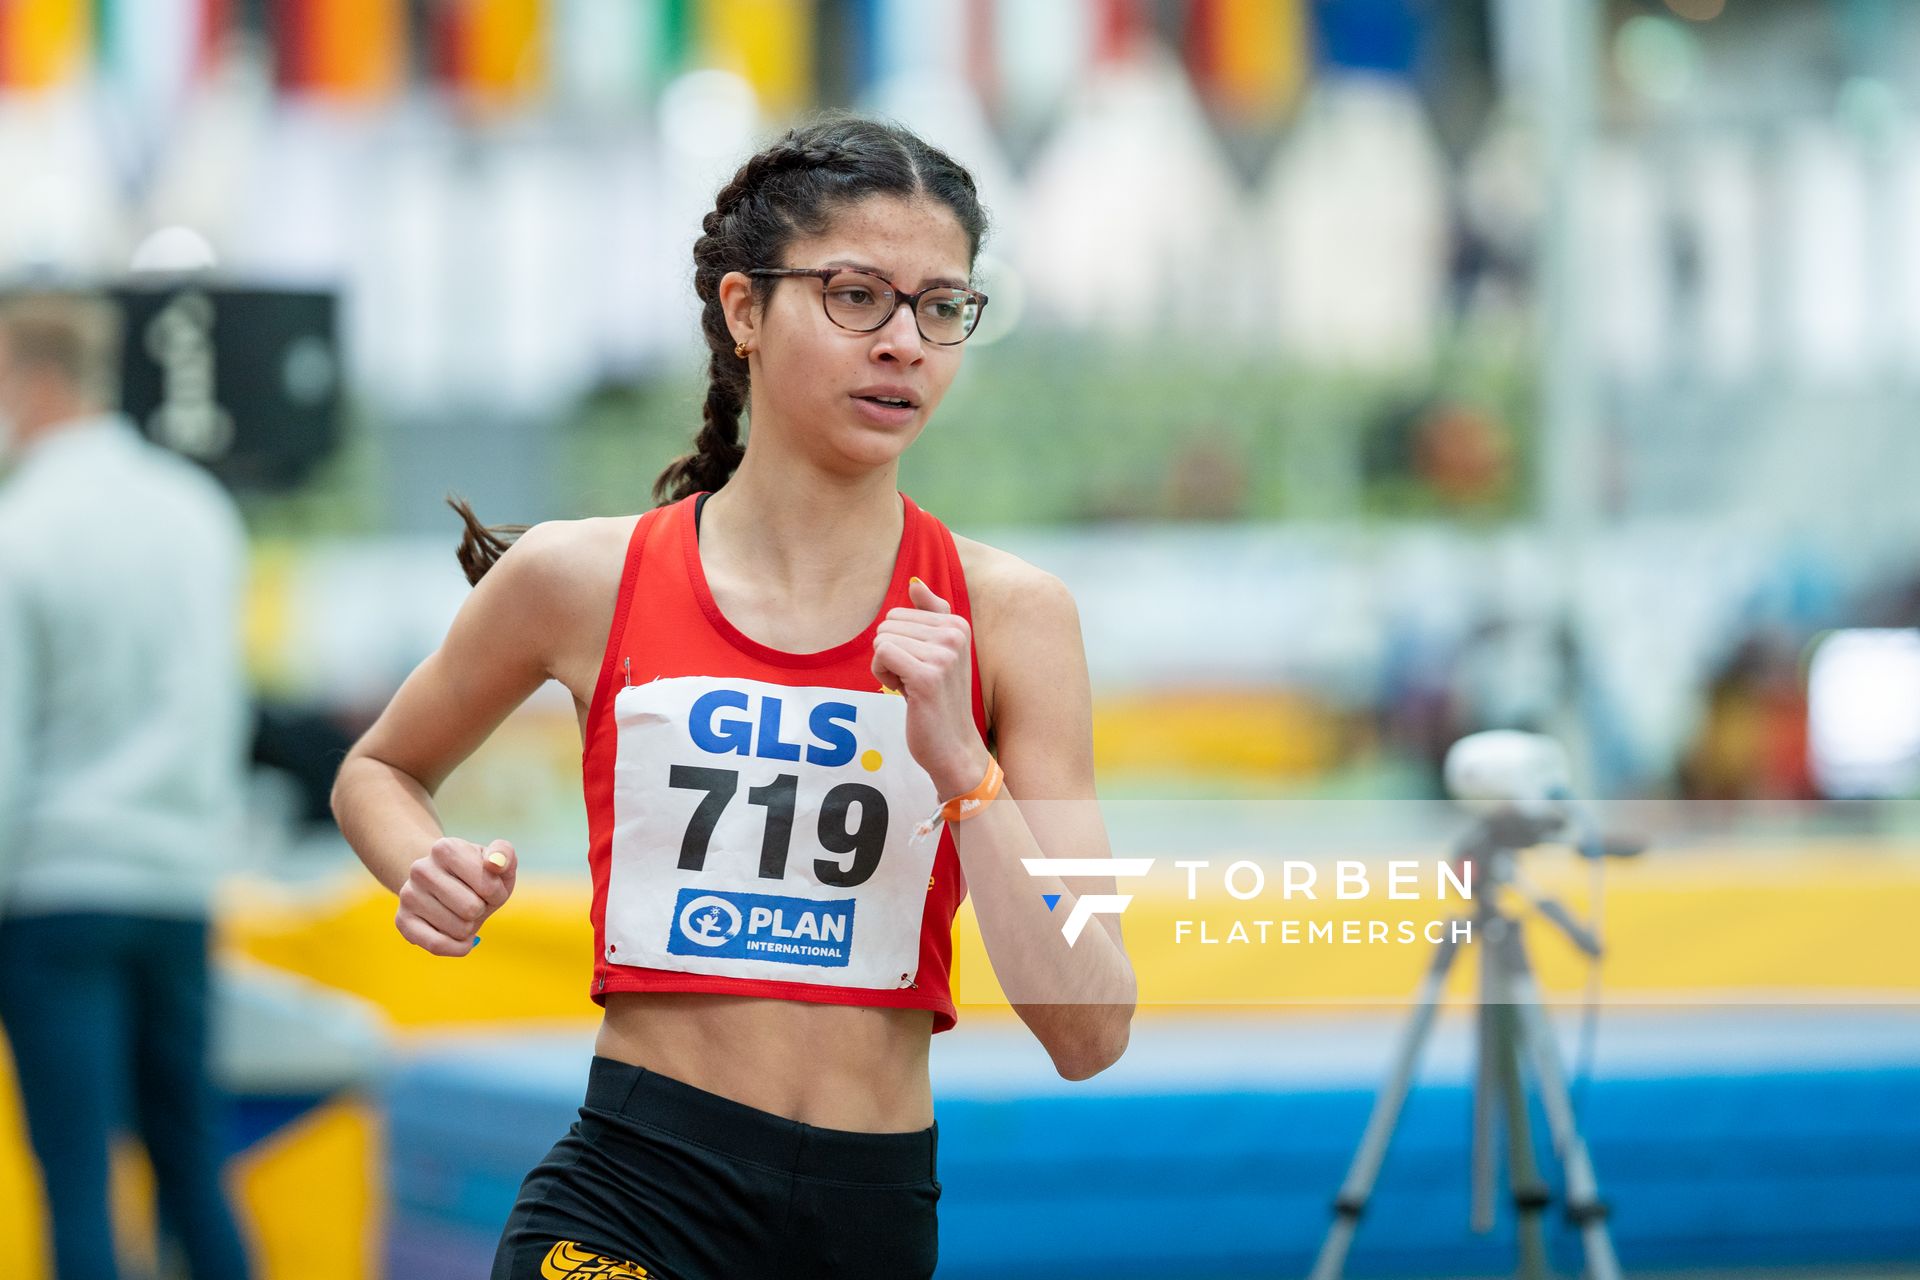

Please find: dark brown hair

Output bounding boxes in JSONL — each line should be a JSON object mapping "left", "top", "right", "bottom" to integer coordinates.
{"left": 652, "top": 111, "right": 990, "bottom": 506}
{"left": 448, "top": 495, "right": 527, "bottom": 588}
{"left": 452, "top": 112, "right": 989, "bottom": 586}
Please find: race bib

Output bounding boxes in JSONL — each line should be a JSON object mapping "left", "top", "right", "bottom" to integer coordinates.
{"left": 604, "top": 675, "right": 941, "bottom": 989}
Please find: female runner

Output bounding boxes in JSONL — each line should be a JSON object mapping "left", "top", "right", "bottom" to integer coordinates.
{"left": 331, "top": 113, "right": 1137, "bottom": 1279}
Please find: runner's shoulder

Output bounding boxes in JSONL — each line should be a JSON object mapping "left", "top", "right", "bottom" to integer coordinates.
{"left": 478, "top": 513, "right": 642, "bottom": 621}
{"left": 951, "top": 533, "right": 1078, "bottom": 633}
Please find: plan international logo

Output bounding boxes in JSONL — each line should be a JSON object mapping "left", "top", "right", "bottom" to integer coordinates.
{"left": 666, "top": 887, "right": 856, "bottom": 967}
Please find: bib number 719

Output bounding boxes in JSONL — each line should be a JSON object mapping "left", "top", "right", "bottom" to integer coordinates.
{"left": 668, "top": 765, "right": 890, "bottom": 888}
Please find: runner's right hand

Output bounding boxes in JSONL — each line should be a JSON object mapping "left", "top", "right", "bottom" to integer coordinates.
{"left": 395, "top": 836, "right": 518, "bottom": 956}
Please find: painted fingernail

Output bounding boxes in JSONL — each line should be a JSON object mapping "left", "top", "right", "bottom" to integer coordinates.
{"left": 470, "top": 935, "right": 482, "bottom": 947}
{"left": 486, "top": 850, "right": 509, "bottom": 869}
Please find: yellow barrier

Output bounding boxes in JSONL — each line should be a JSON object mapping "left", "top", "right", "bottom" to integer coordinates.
{"left": 221, "top": 845, "right": 1920, "bottom": 1024}
{"left": 963, "top": 844, "right": 1920, "bottom": 1007}
{"left": 1092, "top": 690, "right": 1345, "bottom": 777}
{"left": 0, "top": 1044, "right": 379, "bottom": 1280}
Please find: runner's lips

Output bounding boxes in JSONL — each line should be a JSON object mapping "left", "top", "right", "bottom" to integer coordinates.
{"left": 851, "top": 386, "right": 919, "bottom": 409}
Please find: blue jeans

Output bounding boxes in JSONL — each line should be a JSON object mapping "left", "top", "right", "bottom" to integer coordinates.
{"left": 0, "top": 913, "right": 253, "bottom": 1280}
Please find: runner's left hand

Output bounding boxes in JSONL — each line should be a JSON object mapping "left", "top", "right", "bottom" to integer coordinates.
{"left": 871, "top": 577, "right": 991, "bottom": 799}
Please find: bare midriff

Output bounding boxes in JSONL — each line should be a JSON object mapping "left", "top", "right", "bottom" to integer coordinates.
{"left": 594, "top": 990, "right": 936, "bottom": 1132}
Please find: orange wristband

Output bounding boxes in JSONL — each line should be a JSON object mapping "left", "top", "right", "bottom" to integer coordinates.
{"left": 914, "top": 756, "right": 1003, "bottom": 838}
{"left": 939, "top": 756, "right": 1003, "bottom": 822}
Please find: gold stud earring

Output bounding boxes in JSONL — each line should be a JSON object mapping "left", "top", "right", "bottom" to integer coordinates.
{"left": 734, "top": 341, "right": 749, "bottom": 359}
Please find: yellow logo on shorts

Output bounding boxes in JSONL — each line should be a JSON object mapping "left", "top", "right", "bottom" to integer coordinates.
{"left": 539, "top": 1240, "right": 652, "bottom": 1278}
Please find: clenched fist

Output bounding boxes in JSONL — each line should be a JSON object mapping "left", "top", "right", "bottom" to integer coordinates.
{"left": 872, "top": 576, "right": 991, "bottom": 799}
{"left": 396, "top": 836, "right": 517, "bottom": 956}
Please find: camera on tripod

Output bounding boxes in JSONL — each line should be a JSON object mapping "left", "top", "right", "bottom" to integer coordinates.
{"left": 1445, "top": 729, "right": 1647, "bottom": 860}
{"left": 1310, "top": 731, "right": 1644, "bottom": 1280}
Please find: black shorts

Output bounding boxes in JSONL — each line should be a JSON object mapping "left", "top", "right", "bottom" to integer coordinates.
{"left": 490, "top": 1055, "right": 941, "bottom": 1279}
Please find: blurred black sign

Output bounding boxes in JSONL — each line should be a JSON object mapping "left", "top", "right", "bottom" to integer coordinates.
{"left": 116, "top": 285, "right": 342, "bottom": 492}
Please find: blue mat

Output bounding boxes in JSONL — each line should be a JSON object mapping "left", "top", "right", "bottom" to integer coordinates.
{"left": 383, "top": 1007, "right": 1920, "bottom": 1278}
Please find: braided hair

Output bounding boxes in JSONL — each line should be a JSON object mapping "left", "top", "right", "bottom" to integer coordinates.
{"left": 452, "top": 112, "right": 989, "bottom": 585}
{"left": 651, "top": 111, "right": 990, "bottom": 504}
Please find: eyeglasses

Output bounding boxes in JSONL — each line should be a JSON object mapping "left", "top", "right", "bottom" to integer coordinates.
{"left": 746, "top": 267, "right": 989, "bottom": 346}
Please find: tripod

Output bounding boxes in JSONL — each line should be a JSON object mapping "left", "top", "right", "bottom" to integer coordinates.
{"left": 1309, "top": 810, "right": 1624, "bottom": 1280}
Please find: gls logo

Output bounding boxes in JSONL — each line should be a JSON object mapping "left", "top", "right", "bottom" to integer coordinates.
{"left": 690, "top": 688, "right": 860, "bottom": 767}
{"left": 1021, "top": 859, "right": 1156, "bottom": 944}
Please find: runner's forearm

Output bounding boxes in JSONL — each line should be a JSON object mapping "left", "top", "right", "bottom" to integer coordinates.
{"left": 331, "top": 752, "right": 448, "bottom": 894}
{"left": 950, "top": 784, "right": 1136, "bottom": 1077}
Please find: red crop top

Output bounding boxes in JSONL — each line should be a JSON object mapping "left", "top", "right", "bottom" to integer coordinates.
{"left": 579, "top": 490, "right": 986, "bottom": 1033}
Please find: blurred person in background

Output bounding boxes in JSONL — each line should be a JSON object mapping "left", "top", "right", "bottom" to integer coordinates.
{"left": 0, "top": 292, "right": 254, "bottom": 1280}
{"left": 1679, "top": 630, "right": 1814, "bottom": 801}
{"left": 331, "top": 113, "right": 1136, "bottom": 1280}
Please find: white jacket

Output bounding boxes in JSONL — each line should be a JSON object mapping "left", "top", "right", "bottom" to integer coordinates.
{"left": 0, "top": 415, "right": 248, "bottom": 917}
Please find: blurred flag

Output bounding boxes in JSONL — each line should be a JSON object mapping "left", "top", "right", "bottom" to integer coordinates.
{"left": 1312, "top": 0, "right": 1426, "bottom": 78}
{"left": 810, "top": 0, "right": 869, "bottom": 105}
{"left": 699, "top": 0, "right": 812, "bottom": 117}
{"left": 992, "top": 0, "right": 1093, "bottom": 130}
{"left": 435, "top": 0, "right": 547, "bottom": 112}
{"left": 1184, "top": 0, "right": 1308, "bottom": 125}
{"left": 97, "top": 0, "right": 228, "bottom": 105}
{"left": 1090, "top": 0, "right": 1147, "bottom": 65}
{"left": 551, "top": 0, "right": 691, "bottom": 111}
{"left": 818, "top": 0, "right": 971, "bottom": 110}
{"left": 0, "top": 0, "right": 92, "bottom": 92}
{"left": 873, "top": 0, "right": 966, "bottom": 91}
{"left": 91, "top": 0, "right": 232, "bottom": 205}
{"left": 1023, "top": 45, "right": 1247, "bottom": 338}
{"left": 1260, "top": 78, "right": 1446, "bottom": 368}
{"left": 656, "top": 0, "right": 694, "bottom": 82}
{"left": 964, "top": 0, "right": 994, "bottom": 113}
{"left": 1486, "top": 0, "right": 1546, "bottom": 96}
{"left": 276, "top": 0, "right": 406, "bottom": 102}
